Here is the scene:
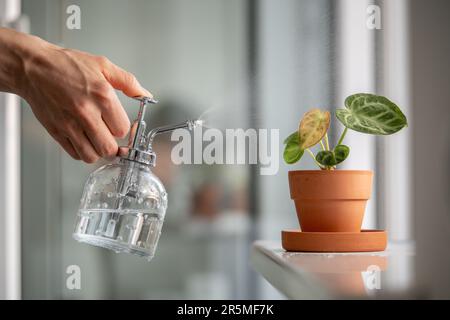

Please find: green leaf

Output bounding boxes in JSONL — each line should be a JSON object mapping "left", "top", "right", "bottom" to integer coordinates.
{"left": 298, "top": 109, "right": 331, "bottom": 149}
{"left": 283, "top": 131, "right": 299, "bottom": 144}
{"left": 336, "top": 93, "right": 408, "bottom": 135}
{"left": 284, "top": 144, "right": 304, "bottom": 164}
{"left": 315, "top": 151, "right": 335, "bottom": 166}
{"left": 316, "top": 145, "right": 350, "bottom": 167}
{"left": 334, "top": 145, "right": 350, "bottom": 163}
{"left": 283, "top": 131, "right": 304, "bottom": 164}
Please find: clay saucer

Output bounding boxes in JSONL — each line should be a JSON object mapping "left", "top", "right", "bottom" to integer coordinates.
{"left": 282, "top": 230, "right": 387, "bottom": 252}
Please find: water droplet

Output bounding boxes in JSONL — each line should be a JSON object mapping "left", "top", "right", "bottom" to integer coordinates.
{"left": 138, "top": 198, "right": 143, "bottom": 204}
{"left": 102, "top": 202, "right": 108, "bottom": 209}
{"left": 107, "top": 192, "right": 113, "bottom": 198}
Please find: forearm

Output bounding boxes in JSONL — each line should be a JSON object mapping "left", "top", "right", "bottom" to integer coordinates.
{"left": 0, "top": 28, "right": 49, "bottom": 95}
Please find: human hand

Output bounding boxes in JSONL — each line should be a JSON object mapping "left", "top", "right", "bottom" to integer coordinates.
{"left": 17, "top": 33, "right": 151, "bottom": 163}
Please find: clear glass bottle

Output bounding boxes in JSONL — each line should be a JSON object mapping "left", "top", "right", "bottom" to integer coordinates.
{"left": 73, "top": 158, "right": 168, "bottom": 261}
{"left": 73, "top": 96, "right": 199, "bottom": 261}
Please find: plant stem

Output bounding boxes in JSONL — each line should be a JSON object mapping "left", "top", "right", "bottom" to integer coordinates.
{"left": 306, "top": 148, "right": 324, "bottom": 169}
{"left": 320, "top": 140, "right": 326, "bottom": 151}
{"left": 324, "top": 133, "right": 330, "bottom": 150}
{"left": 337, "top": 127, "right": 348, "bottom": 146}
{"left": 305, "top": 148, "right": 316, "bottom": 160}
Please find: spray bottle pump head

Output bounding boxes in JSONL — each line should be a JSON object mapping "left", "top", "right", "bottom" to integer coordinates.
{"left": 117, "top": 96, "right": 158, "bottom": 166}
{"left": 118, "top": 96, "right": 202, "bottom": 167}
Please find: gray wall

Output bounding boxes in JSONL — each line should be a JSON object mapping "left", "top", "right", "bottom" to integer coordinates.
{"left": 410, "top": 0, "right": 450, "bottom": 299}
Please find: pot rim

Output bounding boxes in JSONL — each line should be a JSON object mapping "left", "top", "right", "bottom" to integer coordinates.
{"left": 288, "top": 169, "right": 373, "bottom": 175}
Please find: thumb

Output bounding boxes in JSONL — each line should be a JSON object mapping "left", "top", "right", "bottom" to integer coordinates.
{"left": 102, "top": 61, "right": 152, "bottom": 98}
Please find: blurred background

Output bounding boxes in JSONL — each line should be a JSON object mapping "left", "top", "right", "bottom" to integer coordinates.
{"left": 0, "top": 0, "right": 449, "bottom": 299}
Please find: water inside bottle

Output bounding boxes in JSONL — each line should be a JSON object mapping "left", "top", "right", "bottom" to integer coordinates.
{"left": 73, "top": 209, "right": 163, "bottom": 261}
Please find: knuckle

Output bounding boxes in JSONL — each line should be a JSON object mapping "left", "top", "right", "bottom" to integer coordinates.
{"left": 126, "top": 72, "right": 137, "bottom": 85}
{"left": 58, "top": 115, "right": 78, "bottom": 133}
{"left": 97, "top": 55, "right": 111, "bottom": 67}
{"left": 72, "top": 100, "right": 90, "bottom": 118}
{"left": 96, "top": 80, "right": 111, "bottom": 93}
{"left": 101, "top": 101, "right": 114, "bottom": 114}
{"left": 103, "top": 142, "right": 118, "bottom": 157}
{"left": 115, "top": 122, "right": 130, "bottom": 138}
{"left": 97, "top": 139, "right": 117, "bottom": 157}
{"left": 92, "top": 81, "right": 111, "bottom": 97}
{"left": 121, "top": 70, "right": 137, "bottom": 86}
{"left": 91, "top": 82, "right": 114, "bottom": 108}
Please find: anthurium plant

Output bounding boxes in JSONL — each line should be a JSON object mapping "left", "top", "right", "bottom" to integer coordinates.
{"left": 283, "top": 93, "right": 408, "bottom": 170}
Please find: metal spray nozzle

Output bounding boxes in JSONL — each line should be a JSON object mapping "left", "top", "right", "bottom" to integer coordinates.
{"left": 118, "top": 96, "right": 201, "bottom": 167}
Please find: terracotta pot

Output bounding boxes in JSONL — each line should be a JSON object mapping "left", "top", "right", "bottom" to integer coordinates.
{"left": 288, "top": 170, "right": 373, "bottom": 232}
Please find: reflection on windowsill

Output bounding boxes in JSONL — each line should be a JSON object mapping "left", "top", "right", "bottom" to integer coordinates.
{"left": 252, "top": 241, "right": 416, "bottom": 299}
{"left": 281, "top": 251, "right": 388, "bottom": 297}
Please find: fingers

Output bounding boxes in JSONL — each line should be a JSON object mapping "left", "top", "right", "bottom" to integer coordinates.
{"left": 64, "top": 138, "right": 81, "bottom": 160}
{"left": 65, "top": 123, "right": 100, "bottom": 164}
{"left": 81, "top": 113, "right": 119, "bottom": 158}
{"left": 51, "top": 133, "right": 81, "bottom": 160}
{"left": 100, "top": 89, "right": 131, "bottom": 138}
{"left": 71, "top": 132, "right": 100, "bottom": 164}
{"left": 37, "top": 115, "right": 82, "bottom": 160}
{"left": 41, "top": 94, "right": 123, "bottom": 162}
{"left": 101, "top": 58, "right": 152, "bottom": 98}
{"left": 54, "top": 118, "right": 117, "bottom": 163}
{"left": 98, "top": 57, "right": 152, "bottom": 138}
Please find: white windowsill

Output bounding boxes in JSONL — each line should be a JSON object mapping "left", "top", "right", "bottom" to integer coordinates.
{"left": 251, "top": 240, "right": 416, "bottom": 299}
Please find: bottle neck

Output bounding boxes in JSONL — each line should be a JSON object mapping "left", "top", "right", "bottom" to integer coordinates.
{"left": 119, "top": 147, "right": 156, "bottom": 167}
{"left": 119, "top": 157, "right": 154, "bottom": 170}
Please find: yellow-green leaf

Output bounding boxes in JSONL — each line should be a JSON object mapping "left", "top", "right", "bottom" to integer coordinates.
{"left": 298, "top": 109, "right": 330, "bottom": 149}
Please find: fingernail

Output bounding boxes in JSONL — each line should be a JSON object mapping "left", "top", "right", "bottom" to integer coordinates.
{"left": 143, "top": 88, "right": 153, "bottom": 98}
{"left": 136, "top": 79, "right": 153, "bottom": 98}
